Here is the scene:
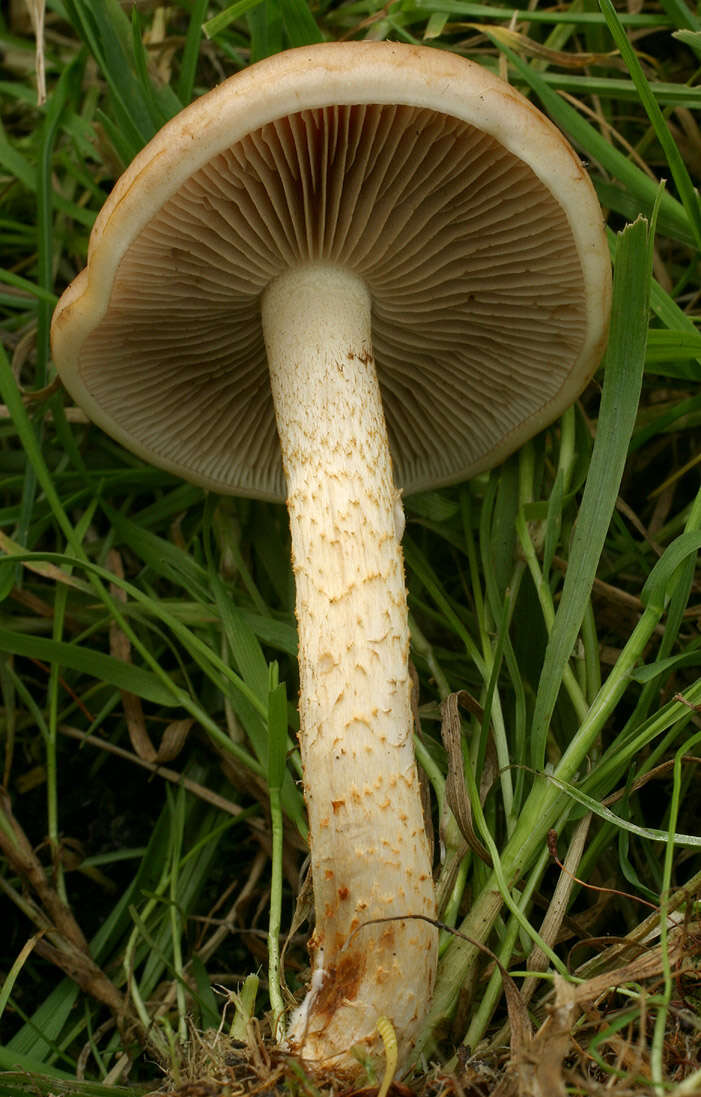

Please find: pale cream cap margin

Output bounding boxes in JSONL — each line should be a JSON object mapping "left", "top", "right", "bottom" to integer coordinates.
{"left": 51, "top": 40, "right": 612, "bottom": 498}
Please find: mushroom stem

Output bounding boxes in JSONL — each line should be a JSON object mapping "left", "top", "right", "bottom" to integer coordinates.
{"left": 262, "top": 265, "right": 437, "bottom": 1073}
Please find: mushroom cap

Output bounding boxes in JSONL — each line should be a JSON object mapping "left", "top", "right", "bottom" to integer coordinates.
{"left": 51, "top": 41, "right": 611, "bottom": 501}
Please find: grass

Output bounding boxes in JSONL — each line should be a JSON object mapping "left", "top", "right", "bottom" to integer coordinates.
{"left": 1, "top": 0, "right": 700, "bottom": 1094}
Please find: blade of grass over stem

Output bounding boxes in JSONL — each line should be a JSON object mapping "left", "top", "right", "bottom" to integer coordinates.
{"left": 529, "top": 215, "right": 652, "bottom": 771}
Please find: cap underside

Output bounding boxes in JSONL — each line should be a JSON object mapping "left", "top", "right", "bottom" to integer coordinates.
{"left": 74, "top": 102, "right": 588, "bottom": 500}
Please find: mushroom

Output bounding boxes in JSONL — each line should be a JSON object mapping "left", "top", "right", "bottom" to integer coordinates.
{"left": 51, "top": 41, "right": 611, "bottom": 1076}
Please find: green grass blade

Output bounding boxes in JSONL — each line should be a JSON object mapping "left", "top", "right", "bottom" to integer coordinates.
{"left": 661, "top": 0, "right": 700, "bottom": 31}
{"left": 486, "top": 37, "right": 689, "bottom": 240}
{"left": 130, "top": 8, "right": 183, "bottom": 126}
{"left": 190, "top": 954, "right": 221, "bottom": 1029}
{"left": 267, "top": 675, "right": 287, "bottom": 1039}
{"left": 204, "top": 0, "right": 266, "bottom": 38}
{"left": 279, "top": 0, "right": 324, "bottom": 44}
{"left": 645, "top": 329, "right": 701, "bottom": 364}
{"left": 103, "top": 503, "right": 211, "bottom": 602}
{"left": 248, "top": 0, "right": 283, "bottom": 62}
{"left": 62, "top": 0, "right": 160, "bottom": 155}
{"left": 0, "top": 1055, "right": 74, "bottom": 1081}
{"left": 0, "top": 269, "right": 58, "bottom": 305}
{"left": 406, "top": 1, "right": 672, "bottom": 26}
{"left": 211, "top": 575, "right": 270, "bottom": 705}
{"left": 599, "top": 0, "right": 701, "bottom": 249}
{"left": 0, "top": 626, "right": 181, "bottom": 706}
{"left": 529, "top": 216, "right": 651, "bottom": 770}
{"left": 631, "top": 649, "right": 701, "bottom": 683}
{"left": 177, "top": 0, "right": 209, "bottom": 102}
{"left": 0, "top": 118, "right": 94, "bottom": 226}
{"left": 0, "top": 1077, "right": 161, "bottom": 1097}
{"left": 674, "top": 28, "right": 701, "bottom": 55}
{"left": 36, "top": 57, "right": 82, "bottom": 386}
{"left": 541, "top": 771, "right": 701, "bottom": 847}
{"left": 641, "top": 529, "right": 701, "bottom": 611}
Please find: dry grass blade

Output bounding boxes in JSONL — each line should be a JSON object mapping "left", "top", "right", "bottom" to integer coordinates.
{"left": 107, "top": 547, "right": 157, "bottom": 762}
{"left": 0, "top": 404, "right": 90, "bottom": 421}
{"left": 571, "top": 870, "right": 701, "bottom": 984}
{"left": 522, "top": 815, "right": 592, "bottom": 1005}
{"left": 440, "top": 691, "right": 494, "bottom": 865}
{"left": 0, "top": 529, "right": 90, "bottom": 591}
{"left": 0, "top": 790, "right": 128, "bottom": 1018}
{"left": 23, "top": 0, "right": 46, "bottom": 104}
{"left": 571, "top": 920, "right": 698, "bottom": 1007}
{"left": 59, "top": 724, "right": 249, "bottom": 818}
{"left": 494, "top": 977, "right": 578, "bottom": 1097}
{"left": 460, "top": 23, "right": 623, "bottom": 69}
{"left": 107, "top": 548, "right": 195, "bottom": 763}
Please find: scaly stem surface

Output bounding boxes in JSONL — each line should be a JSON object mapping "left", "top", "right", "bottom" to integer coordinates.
{"left": 262, "top": 265, "right": 437, "bottom": 1074}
